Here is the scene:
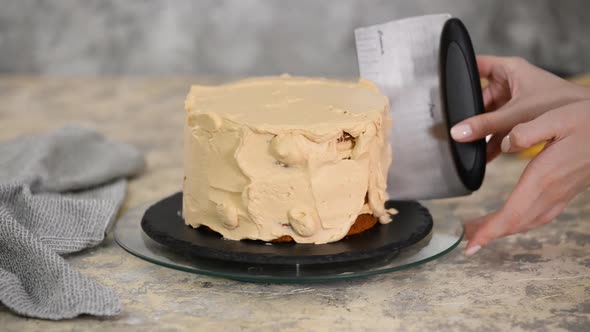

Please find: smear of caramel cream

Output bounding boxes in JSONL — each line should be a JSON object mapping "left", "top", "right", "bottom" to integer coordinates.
{"left": 183, "top": 75, "right": 392, "bottom": 244}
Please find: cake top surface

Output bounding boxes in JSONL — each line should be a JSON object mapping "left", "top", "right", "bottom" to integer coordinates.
{"left": 185, "top": 75, "right": 389, "bottom": 130}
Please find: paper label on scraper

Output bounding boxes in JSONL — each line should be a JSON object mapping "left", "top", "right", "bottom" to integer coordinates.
{"left": 355, "top": 13, "right": 469, "bottom": 200}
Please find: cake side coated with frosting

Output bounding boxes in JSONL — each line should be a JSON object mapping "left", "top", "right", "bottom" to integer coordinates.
{"left": 183, "top": 75, "right": 393, "bottom": 244}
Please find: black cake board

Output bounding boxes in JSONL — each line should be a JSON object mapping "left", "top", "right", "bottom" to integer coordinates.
{"left": 141, "top": 192, "right": 433, "bottom": 266}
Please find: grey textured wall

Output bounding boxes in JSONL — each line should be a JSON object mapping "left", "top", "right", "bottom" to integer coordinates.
{"left": 1, "top": 0, "right": 588, "bottom": 77}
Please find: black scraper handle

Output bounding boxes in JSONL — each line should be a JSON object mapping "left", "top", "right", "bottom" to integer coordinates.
{"left": 439, "top": 18, "right": 486, "bottom": 192}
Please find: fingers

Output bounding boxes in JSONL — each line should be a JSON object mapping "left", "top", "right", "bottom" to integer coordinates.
{"left": 476, "top": 55, "right": 502, "bottom": 79}
{"left": 450, "top": 92, "right": 569, "bottom": 143}
{"left": 453, "top": 55, "right": 569, "bottom": 144}
{"left": 464, "top": 203, "right": 540, "bottom": 256}
{"left": 476, "top": 55, "right": 528, "bottom": 77}
{"left": 450, "top": 104, "right": 524, "bottom": 142}
{"left": 486, "top": 132, "right": 508, "bottom": 163}
{"left": 464, "top": 144, "right": 550, "bottom": 255}
{"left": 482, "top": 87, "right": 494, "bottom": 110}
{"left": 464, "top": 211, "right": 505, "bottom": 255}
{"left": 461, "top": 93, "right": 589, "bottom": 257}
{"left": 463, "top": 215, "right": 489, "bottom": 241}
{"left": 464, "top": 141, "right": 571, "bottom": 256}
{"left": 464, "top": 201, "right": 565, "bottom": 256}
{"left": 500, "top": 111, "right": 561, "bottom": 153}
{"left": 478, "top": 55, "right": 514, "bottom": 112}
{"left": 450, "top": 55, "right": 519, "bottom": 143}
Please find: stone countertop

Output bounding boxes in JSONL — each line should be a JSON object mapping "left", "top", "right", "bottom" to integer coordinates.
{"left": 0, "top": 77, "right": 588, "bottom": 331}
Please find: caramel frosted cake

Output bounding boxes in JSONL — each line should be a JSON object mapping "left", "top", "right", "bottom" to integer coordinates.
{"left": 183, "top": 75, "right": 394, "bottom": 244}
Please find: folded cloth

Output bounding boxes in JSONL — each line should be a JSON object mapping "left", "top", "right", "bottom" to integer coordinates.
{"left": 0, "top": 126, "right": 144, "bottom": 320}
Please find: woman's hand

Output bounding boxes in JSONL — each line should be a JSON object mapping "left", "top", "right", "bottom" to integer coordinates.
{"left": 451, "top": 55, "right": 589, "bottom": 162}
{"left": 449, "top": 55, "right": 590, "bottom": 256}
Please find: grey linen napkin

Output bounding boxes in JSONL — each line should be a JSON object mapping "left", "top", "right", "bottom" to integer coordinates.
{"left": 0, "top": 126, "right": 144, "bottom": 320}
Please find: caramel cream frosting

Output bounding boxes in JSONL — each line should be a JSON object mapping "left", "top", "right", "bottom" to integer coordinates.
{"left": 183, "top": 75, "right": 393, "bottom": 244}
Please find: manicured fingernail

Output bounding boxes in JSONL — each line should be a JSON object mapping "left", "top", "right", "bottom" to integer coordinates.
{"left": 450, "top": 124, "right": 472, "bottom": 140}
{"left": 501, "top": 135, "right": 511, "bottom": 153}
{"left": 465, "top": 245, "right": 481, "bottom": 256}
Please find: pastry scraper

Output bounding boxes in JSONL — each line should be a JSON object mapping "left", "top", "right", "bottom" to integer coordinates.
{"left": 355, "top": 13, "right": 486, "bottom": 201}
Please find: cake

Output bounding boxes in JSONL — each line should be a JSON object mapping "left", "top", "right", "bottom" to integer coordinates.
{"left": 183, "top": 75, "right": 394, "bottom": 244}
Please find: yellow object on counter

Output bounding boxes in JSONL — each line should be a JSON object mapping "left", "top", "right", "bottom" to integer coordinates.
{"left": 517, "top": 142, "right": 546, "bottom": 159}
{"left": 572, "top": 74, "right": 590, "bottom": 86}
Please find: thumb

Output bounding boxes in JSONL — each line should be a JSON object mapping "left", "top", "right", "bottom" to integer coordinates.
{"left": 500, "top": 111, "right": 561, "bottom": 153}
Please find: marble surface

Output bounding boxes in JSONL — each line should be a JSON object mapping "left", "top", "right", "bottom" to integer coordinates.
{"left": 1, "top": 0, "right": 589, "bottom": 77}
{"left": 0, "top": 77, "right": 589, "bottom": 331}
